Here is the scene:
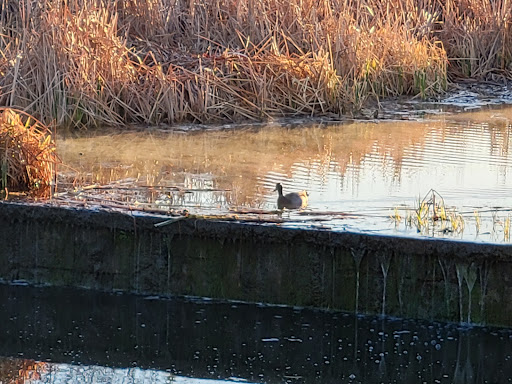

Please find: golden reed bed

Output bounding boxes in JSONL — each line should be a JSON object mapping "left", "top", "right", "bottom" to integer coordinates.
{"left": 0, "top": 0, "right": 509, "bottom": 127}
{"left": 0, "top": 108, "right": 59, "bottom": 197}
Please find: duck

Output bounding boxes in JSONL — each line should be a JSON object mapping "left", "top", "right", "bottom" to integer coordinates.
{"left": 274, "top": 183, "right": 308, "bottom": 209}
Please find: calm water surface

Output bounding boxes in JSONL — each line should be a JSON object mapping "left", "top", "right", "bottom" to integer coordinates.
{"left": 57, "top": 106, "right": 512, "bottom": 241}
{"left": 1, "top": 284, "right": 511, "bottom": 383}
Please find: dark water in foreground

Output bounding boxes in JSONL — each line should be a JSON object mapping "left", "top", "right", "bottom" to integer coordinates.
{"left": 0, "top": 284, "right": 511, "bottom": 383}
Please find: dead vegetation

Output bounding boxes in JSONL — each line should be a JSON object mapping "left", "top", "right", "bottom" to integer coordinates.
{"left": 0, "top": 108, "right": 59, "bottom": 197}
{"left": 0, "top": 0, "right": 510, "bottom": 127}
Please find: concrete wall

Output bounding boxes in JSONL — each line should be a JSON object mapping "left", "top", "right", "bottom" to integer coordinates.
{"left": 1, "top": 202, "right": 511, "bottom": 327}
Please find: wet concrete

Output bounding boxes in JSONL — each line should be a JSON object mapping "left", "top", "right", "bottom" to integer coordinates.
{"left": 0, "top": 202, "right": 512, "bottom": 327}
{"left": 0, "top": 284, "right": 511, "bottom": 384}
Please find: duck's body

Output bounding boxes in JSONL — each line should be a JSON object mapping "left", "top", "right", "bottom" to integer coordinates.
{"left": 274, "top": 183, "right": 308, "bottom": 209}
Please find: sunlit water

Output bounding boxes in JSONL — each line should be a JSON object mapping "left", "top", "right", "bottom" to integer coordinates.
{"left": 57, "top": 105, "right": 512, "bottom": 242}
{"left": 1, "top": 284, "right": 511, "bottom": 384}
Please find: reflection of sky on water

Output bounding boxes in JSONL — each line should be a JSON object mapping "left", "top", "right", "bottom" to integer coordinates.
{"left": 257, "top": 110, "right": 512, "bottom": 240}
{"left": 58, "top": 106, "right": 512, "bottom": 241}
{"left": 262, "top": 117, "right": 512, "bottom": 213}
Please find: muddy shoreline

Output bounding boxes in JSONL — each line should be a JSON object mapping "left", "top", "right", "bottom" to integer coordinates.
{"left": 1, "top": 201, "right": 511, "bottom": 327}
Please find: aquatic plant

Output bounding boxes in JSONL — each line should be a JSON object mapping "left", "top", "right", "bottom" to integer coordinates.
{"left": 448, "top": 211, "right": 465, "bottom": 235}
{"left": 395, "top": 193, "right": 512, "bottom": 242}
{"left": 390, "top": 206, "right": 402, "bottom": 226}
{"left": 0, "top": 108, "right": 59, "bottom": 198}
{"left": 473, "top": 210, "right": 481, "bottom": 234}
{"left": 400, "top": 189, "right": 468, "bottom": 236}
{"left": 492, "top": 212, "right": 512, "bottom": 242}
{"left": 505, "top": 216, "right": 511, "bottom": 242}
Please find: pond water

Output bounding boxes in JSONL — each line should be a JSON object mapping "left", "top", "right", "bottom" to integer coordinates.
{"left": 1, "top": 284, "right": 511, "bottom": 384}
{"left": 57, "top": 105, "right": 512, "bottom": 242}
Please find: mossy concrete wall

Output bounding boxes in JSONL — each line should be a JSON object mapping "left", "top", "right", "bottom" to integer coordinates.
{"left": 1, "top": 202, "right": 511, "bottom": 327}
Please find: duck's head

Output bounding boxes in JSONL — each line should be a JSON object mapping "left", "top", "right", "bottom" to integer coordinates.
{"left": 274, "top": 183, "right": 283, "bottom": 193}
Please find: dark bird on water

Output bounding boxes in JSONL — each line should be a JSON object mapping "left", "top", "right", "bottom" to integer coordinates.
{"left": 274, "top": 183, "right": 308, "bottom": 209}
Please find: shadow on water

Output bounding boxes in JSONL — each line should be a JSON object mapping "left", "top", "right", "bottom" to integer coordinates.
{"left": 0, "top": 284, "right": 511, "bottom": 383}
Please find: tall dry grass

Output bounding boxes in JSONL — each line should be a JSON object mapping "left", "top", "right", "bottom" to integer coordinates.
{"left": 0, "top": 0, "right": 509, "bottom": 127}
{"left": 440, "top": 0, "right": 512, "bottom": 79}
{"left": 0, "top": 108, "right": 59, "bottom": 197}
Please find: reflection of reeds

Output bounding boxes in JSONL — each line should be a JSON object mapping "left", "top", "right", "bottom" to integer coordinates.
{"left": 0, "top": 108, "right": 59, "bottom": 198}
{"left": 59, "top": 121, "right": 433, "bottom": 207}
{"left": 0, "top": 358, "right": 47, "bottom": 383}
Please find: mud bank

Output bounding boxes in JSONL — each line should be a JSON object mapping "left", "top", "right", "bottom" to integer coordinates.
{"left": 0, "top": 202, "right": 511, "bottom": 327}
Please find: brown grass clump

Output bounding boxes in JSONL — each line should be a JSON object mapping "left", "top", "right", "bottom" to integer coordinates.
{"left": 0, "top": 0, "right": 510, "bottom": 127}
{"left": 0, "top": 108, "right": 59, "bottom": 197}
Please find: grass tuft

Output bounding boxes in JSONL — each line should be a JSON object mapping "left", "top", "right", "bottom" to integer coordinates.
{"left": 0, "top": 108, "right": 59, "bottom": 198}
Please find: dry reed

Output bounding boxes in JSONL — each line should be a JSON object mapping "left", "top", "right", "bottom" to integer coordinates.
{"left": 0, "top": 0, "right": 509, "bottom": 127}
{"left": 0, "top": 107, "right": 59, "bottom": 197}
